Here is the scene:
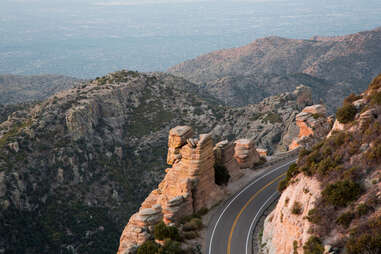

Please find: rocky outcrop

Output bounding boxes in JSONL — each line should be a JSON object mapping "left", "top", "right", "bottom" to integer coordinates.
{"left": 288, "top": 104, "right": 333, "bottom": 150}
{"left": 234, "top": 139, "right": 260, "bottom": 169}
{"left": 262, "top": 174, "right": 322, "bottom": 254}
{"left": 117, "top": 126, "right": 223, "bottom": 254}
{"left": 262, "top": 74, "right": 381, "bottom": 254}
{"left": 214, "top": 140, "right": 242, "bottom": 181}
{"left": 256, "top": 148, "right": 267, "bottom": 157}
{"left": 167, "top": 126, "right": 193, "bottom": 165}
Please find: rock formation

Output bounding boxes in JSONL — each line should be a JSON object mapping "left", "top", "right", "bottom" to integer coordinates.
{"left": 167, "top": 126, "right": 194, "bottom": 165}
{"left": 262, "top": 74, "right": 381, "bottom": 254}
{"left": 214, "top": 140, "right": 242, "bottom": 181}
{"left": 117, "top": 126, "right": 223, "bottom": 254}
{"left": 234, "top": 139, "right": 261, "bottom": 169}
{"left": 288, "top": 104, "right": 333, "bottom": 150}
{"left": 256, "top": 148, "right": 267, "bottom": 157}
{"left": 262, "top": 174, "right": 322, "bottom": 254}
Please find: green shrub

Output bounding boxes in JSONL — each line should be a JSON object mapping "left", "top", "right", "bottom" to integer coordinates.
{"left": 154, "top": 222, "right": 181, "bottom": 241}
{"left": 365, "top": 143, "right": 381, "bottom": 163}
{"left": 303, "top": 236, "right": 324, "bottom": 254}
{"left": 287, "top": 163, "right": 299, "bottom": 179}
{"left": 312, "top": 113, "right": 324, "bottom": 119}
{"left": 356, "top": 203, "right": 373, "bottom": 217}
{"left": 166, "top": 226, "right": 181, "bottom": 241}
{"left": 336, "top": 104, "right": 357, "bottom": 124}
{"left": 214, "top": 164, "right": 230, "bottom": 185}
{"left": 371, "top": 91, "right": 381, "bottom": 105}
{"left": 336, "top": 212, "right": 355, "bottom": 228}
{"left": 293, "top": 240, "right": 298, "bottom": 254}
{"left": 346, "top": 216, "right": 381, "bottom": 254}
{"left": 137, "top": 240, "right": 160, "bottom": 254}
{"left": 263, "top": 112, "right": 282, "bottom": 123}
{"left": 278, "top": 163, "right": 300, "bottom": 192}
{"left": 154, "top": 222, "right": 168, "bottom": 240}
{"left": 159, "top": 239, "right": 182, "bottom": 254}
{"left": 344, "top": 93, "right": 362, "bottom": 105}
{"left": 322, "top": 180, "right": 362, "bottom": 207}
{"left": 291, "top": 202, "right": 303, "bottom": 215}
{"left": 306, "top": 208, "right": 321, "bottom": 224}
{"left": 278, "top": 178, "right": 288, "bottom": 192}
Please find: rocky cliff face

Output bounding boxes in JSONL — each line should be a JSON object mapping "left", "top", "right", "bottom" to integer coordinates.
{"left": 0, "top": 70, "right": 311, "bottom": 253}
{"left": 263, "top": 174, "right": 322, "bottom": 254}
{"left": 117, "top": 127, "right": 224, "bottom": 253}
{"left": 169, "top": 27, "right": 381, "bottom": 112}
{"left": 262, "top": 74, "right": 381, "bottom": 254}
{"left": 286, "top": 104, "right": 333, "bottom": 151}
{"left": 117, "top": 125, "right": 264, "bottom": 253}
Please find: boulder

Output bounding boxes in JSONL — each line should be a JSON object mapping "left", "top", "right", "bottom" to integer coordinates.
{"left": 233, "top": 139, "right": 260, "bottom": 169}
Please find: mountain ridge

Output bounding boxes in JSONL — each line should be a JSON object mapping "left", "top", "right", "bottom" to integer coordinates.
{"left": 169, "top": 27, "right": 381, "bottom": 112}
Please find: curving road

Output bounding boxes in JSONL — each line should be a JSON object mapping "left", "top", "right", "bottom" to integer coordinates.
{"left": 205, "top": 157, "right": 297, "bottom": 254}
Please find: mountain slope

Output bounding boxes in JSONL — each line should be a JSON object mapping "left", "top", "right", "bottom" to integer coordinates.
{"left": 0, "top": 70, "right": 309, "bottom": 253}
{"left": 0, "top": 74, "right": 80, "bottom": 105}
{"left": 263, "top": 73, "right": 381, "bottom": 254}
{"left": 169, "top": 27, "right": 381, "bottom": 112}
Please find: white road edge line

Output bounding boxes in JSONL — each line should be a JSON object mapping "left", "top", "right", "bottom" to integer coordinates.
{"left": 245, "top": 192, "right": 278, "bottom": 254}
{"left": 208, "top": 159, "right": 296, "bottom": 254}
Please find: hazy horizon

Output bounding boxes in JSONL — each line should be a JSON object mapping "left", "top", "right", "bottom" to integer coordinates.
{"left": 1, "top": 0, "right": 381, "bottom": 78}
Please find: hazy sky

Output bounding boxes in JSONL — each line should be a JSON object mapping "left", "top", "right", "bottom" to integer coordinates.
{"left": 1, "top": 0, "right": 381, "bottom": 77}
{"left": 93, "top": 0, "right": 276, "bottom": 5}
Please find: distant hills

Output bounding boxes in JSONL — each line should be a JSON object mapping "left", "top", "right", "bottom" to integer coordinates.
{"left": 0, "top": 74, "right": 80, "bottom": 105}
{"left": 169, "top": 27, "right": 381, "bottom": 112}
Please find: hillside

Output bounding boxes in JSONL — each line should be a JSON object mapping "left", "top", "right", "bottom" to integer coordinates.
{"left": 169, "top": 27, "right": 381, "bottom": 112}
{"left": 0, "top": 103, "right": 34, "bottom": 123}
{"left": 0, "top": 70, "right": 310, "bottom": 253}
{"left": 262, "top": 74, "right": 381, "bottom": 253}
{"left": 0, "top": 74, "right": 80, "bottom": 105}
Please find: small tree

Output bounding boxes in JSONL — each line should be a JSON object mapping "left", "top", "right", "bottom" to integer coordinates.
{"left": 137, "top": 241, "right": 160, "bottom": 254}
{"left": 336, "top": 104, "right": 357, "bottom": 124}
{"left": 303, "top": 236, "right": 324, "bottom": 254}
{"left": 154, "top": 221, "right": 168, "bottom": 241}
{"left": 154, "top": 221, "right": 181, "bottom": 241}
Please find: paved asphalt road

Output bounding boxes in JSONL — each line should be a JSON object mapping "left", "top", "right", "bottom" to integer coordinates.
{"left": 205, "top": 157, "right": 297, "bottom": 254}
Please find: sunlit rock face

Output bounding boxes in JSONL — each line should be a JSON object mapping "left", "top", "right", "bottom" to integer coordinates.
{"left": 288, "top": 104, "right": 333, "bottom": 150}
{"left": 262, "top": 174, "right": 322, "bottom": 254}
{"left": 234, "top": 139, "right": 261, "bottom": 169}
{"left": 117, "top": 126, "right": 223, "bottom": 254}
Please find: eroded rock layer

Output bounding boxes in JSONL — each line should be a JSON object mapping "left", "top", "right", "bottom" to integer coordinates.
{"left": 288, "top": 104, "right": 333, "bottom": 150}
{"left": 117, "top": 127, "right": 223, "bottom": 254}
